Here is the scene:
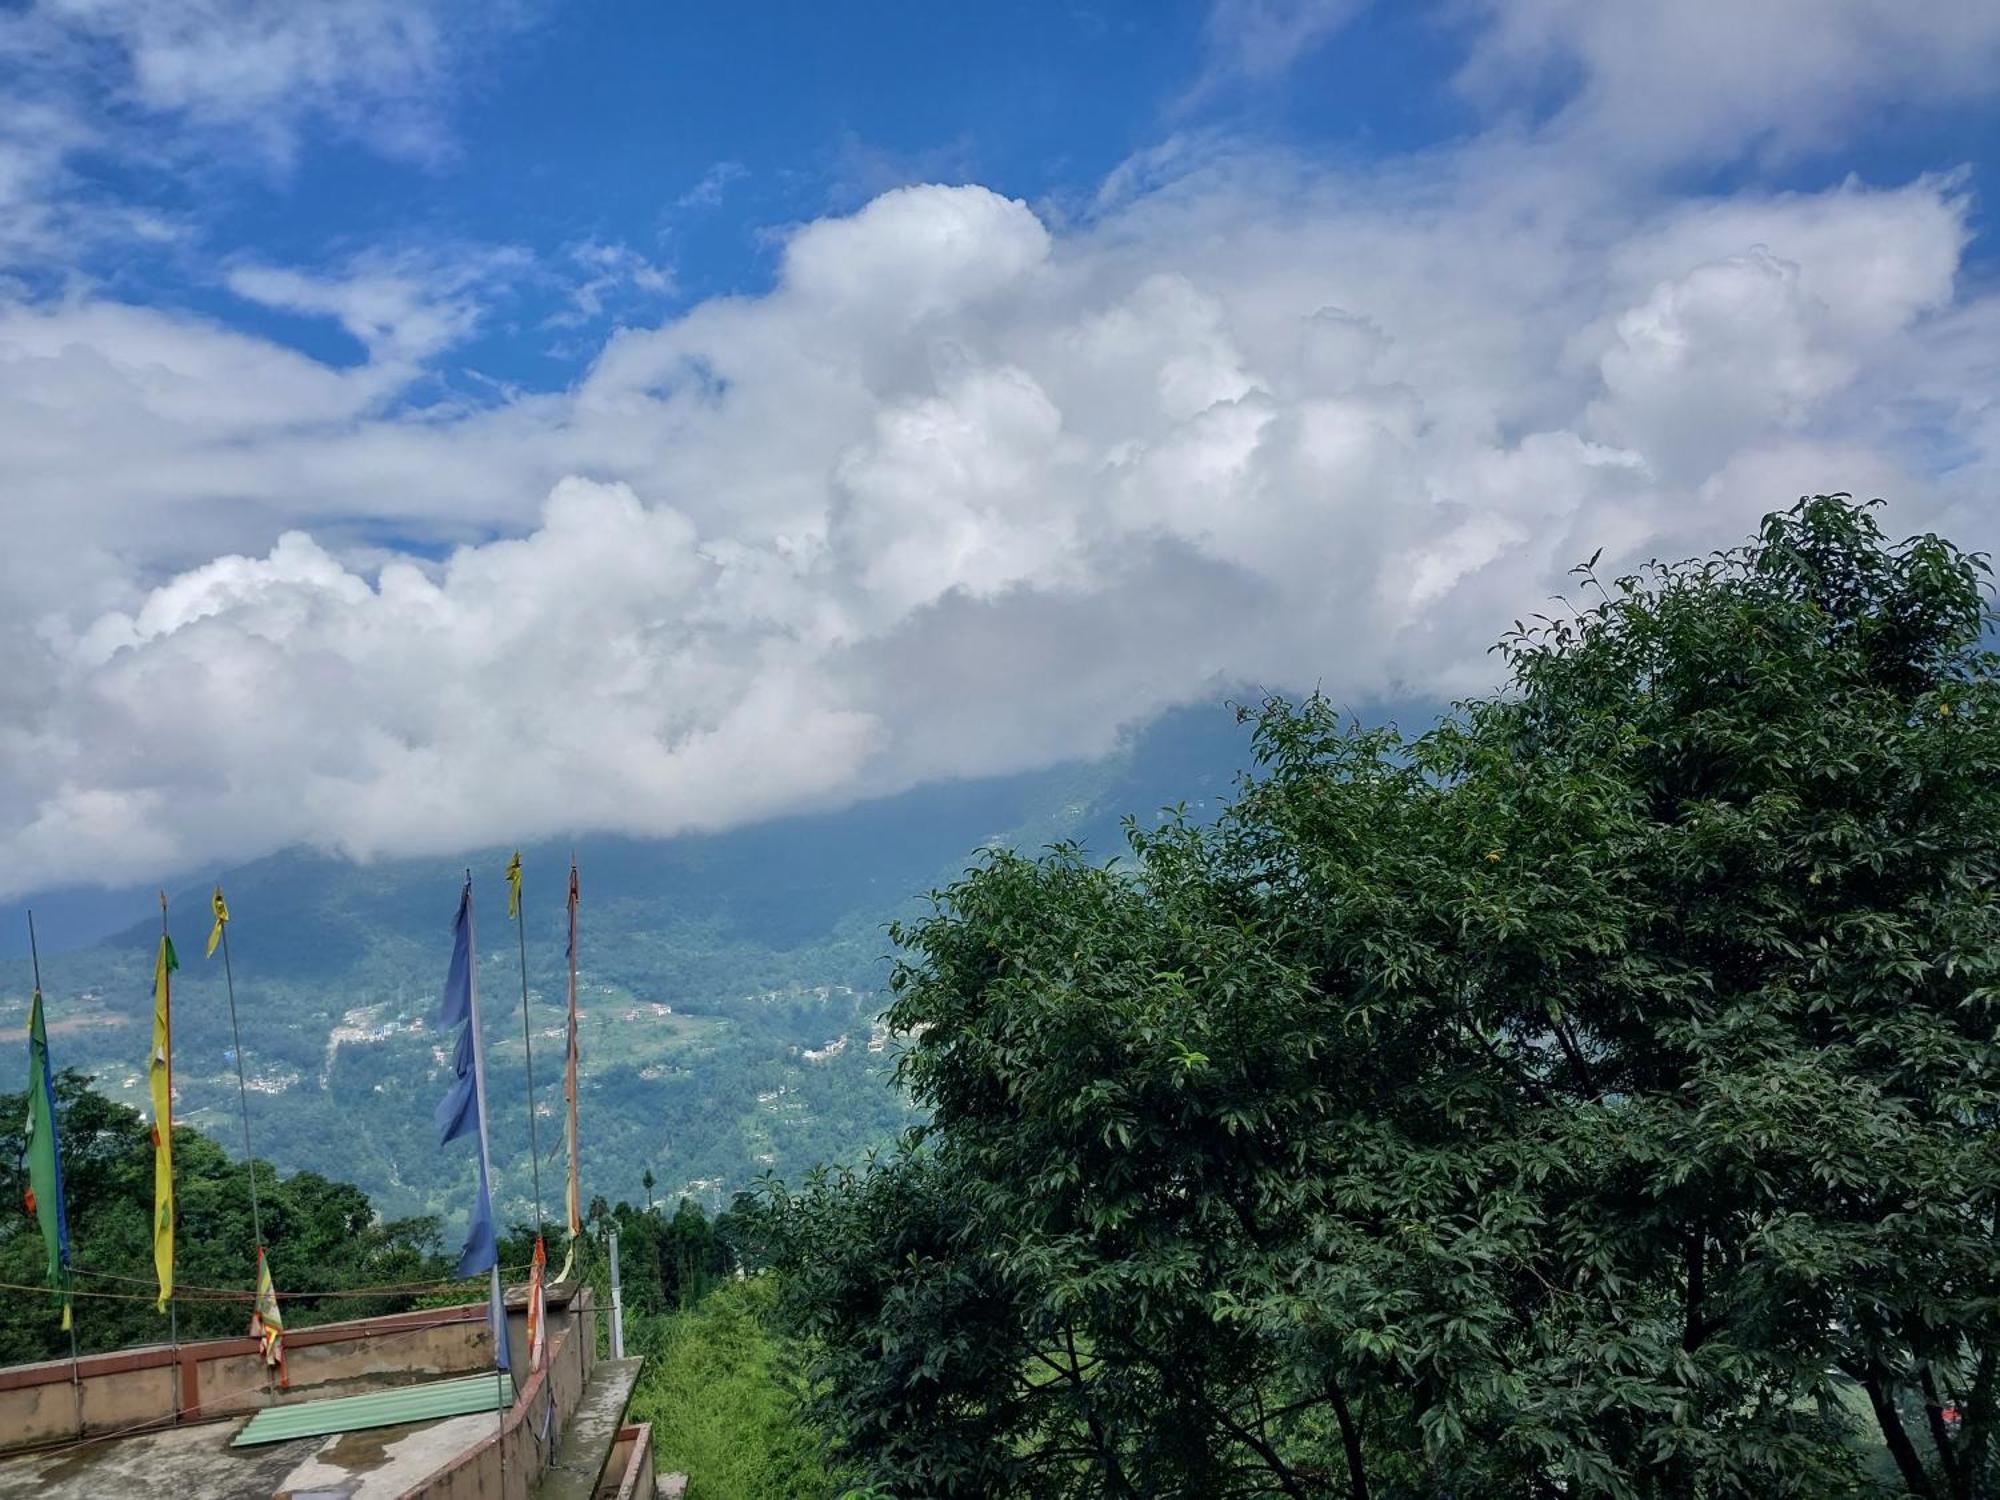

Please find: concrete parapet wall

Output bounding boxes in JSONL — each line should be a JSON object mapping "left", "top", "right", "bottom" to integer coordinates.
{"left": 399, "top": 1312, "right": 591, "bottom": 1500}
{"left": 608, "top": 1422, "right": 657, "bottom": 1500}
{"left": 0, "top": 1284, "right": 596, "bottom": 1459}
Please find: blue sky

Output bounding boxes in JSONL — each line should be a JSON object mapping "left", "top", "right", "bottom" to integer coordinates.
{"left": 56, "top": 1, "right": 1997, "bottom": 391}
{"left": 2, "top": 0, "right": 1998, "bottom": 896}
{"left": 64, "top": 2, "right": 1485, "bottom": 385}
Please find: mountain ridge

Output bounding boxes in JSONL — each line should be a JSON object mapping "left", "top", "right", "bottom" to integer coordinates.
{"left": 1, "top": 703, "right": 1266, "bottom": 1229}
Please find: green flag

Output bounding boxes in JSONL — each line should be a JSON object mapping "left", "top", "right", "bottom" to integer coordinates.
{"left": 23, "top": 987, "right": 72, "bottom": 1329}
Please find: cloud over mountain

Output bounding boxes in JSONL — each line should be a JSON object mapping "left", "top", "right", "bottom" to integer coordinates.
{"left": 0, "top": 0, "right": 1995, "bottom": 895}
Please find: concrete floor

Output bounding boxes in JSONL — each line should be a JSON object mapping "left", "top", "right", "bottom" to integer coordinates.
{"left": 275, "top": 1409, "right": 509, "bottom": 1498}
{"left": 0, "top": 1416, "right": 316, "bottom": 1499}
{"left": 0, "top": 1406, "right": 508, "bottom": 1499}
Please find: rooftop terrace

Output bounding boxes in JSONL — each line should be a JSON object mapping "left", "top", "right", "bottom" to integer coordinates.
{"left": 0, "top": 1284, "right": 668, "bottom": 1499}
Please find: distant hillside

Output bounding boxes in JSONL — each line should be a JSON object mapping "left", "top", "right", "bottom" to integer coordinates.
{"left": 0, "top": 703, "right": 1259, "bottom": 1233}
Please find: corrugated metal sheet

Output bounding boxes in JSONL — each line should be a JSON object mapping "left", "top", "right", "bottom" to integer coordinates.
{"left": 231, "top": 1369, "right": 515, "bottom": 1447}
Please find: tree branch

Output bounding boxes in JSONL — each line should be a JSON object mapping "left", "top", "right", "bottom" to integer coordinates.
{"left": 1919, "top": 1369, "right": 1966, "bottom": 1500}
{"left": 1683, "top": 1221, "right": 1706, "bottom": 1355}
{"left": 1855, "top": 1368, "right": 1939, "bottom": 1500}
{"left": 1325, "top": 1371, "right": 1372, "bottom": 1500}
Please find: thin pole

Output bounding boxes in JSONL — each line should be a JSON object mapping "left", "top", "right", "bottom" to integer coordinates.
{"left": 468, "top": 872, "right": 506, "bottom": 1492}
{"left": 30, "top": 911, "right": 84, "bottom": 1434}
{"left": 160, "top": 892, "right": 179, "bottom": 1426}
{"left": 217, "top": 917, "right": 264, "bottom": 1251}
{"left": 607, "top": 1225, "right": 624, "bottom": 1360}
{"left": 216, "top": 904, "right": 271, "bottom": 1397}
{"left": 512, "top": 861, "right": 546, "bottom": 1238}
{"left": 559, "top": 854, "right": 581, "bottom": 1277}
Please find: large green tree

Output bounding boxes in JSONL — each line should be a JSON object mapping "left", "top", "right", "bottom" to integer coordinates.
{"left": 756, "top": 496, "right": 2000, "bottom": 1499}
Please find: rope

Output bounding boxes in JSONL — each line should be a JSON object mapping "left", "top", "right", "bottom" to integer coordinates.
{"left": 71, "top": 1264, "right": 530, "bottom": 1301}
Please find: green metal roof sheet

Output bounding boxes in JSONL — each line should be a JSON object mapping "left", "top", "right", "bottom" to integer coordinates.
{"left": 231, "top": 1369, "right": 515, "bottom": 1448}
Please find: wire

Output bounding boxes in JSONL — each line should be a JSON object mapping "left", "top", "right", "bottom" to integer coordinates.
{"left": 72, "top": 1263, "right": 530, "bottom": 1300}
{"left": 4, "top": 1263, "right": 530, "bottom": 1308}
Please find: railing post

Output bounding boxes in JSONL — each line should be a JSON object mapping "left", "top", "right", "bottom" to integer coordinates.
{"left": 608, "top": 1227, "right": 625, "bottom": 1360}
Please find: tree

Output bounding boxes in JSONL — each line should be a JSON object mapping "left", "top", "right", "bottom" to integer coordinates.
{"left": 643, "top": 1167, "right": 657, "bottom": 1214}
{"left": 755, "top": 497, "right": 2000, "bottom": 1498}
{"left": 0, "top": 1072, "right": 456, "bottom": 1361}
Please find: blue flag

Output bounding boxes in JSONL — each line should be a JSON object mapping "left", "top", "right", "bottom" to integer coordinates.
{"left": 25, "top": 986, "right": 73, "bottom": 1328}
{"left": 434, "top": 881, "right": 499, "bottom": 1280}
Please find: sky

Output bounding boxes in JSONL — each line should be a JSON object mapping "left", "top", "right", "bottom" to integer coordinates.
{"left": 1, "top": 0, "right": 1997, "bottom": 900}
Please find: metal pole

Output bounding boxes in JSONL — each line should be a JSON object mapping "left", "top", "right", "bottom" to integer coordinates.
{"left": 30, "top": 912, "right": 85, "bottom": 1435}
{"left": 512, "top": 859, "right": 546, "bottom": 1236}
{"left": 466, "top": 873, "right": 509, "bottom": 1494}
{"left": 607, "top": 1227, "right": 625, "bottom": 1360}
{"left": 217, "top": 907, "right": 275, "bottom": 1397}
{"left": 160, "top": 891, "right": 180, "bottom": 1426}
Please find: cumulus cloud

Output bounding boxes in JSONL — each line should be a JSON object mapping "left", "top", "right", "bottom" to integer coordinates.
{"left": 1, "top": 1, "right": 1997, "bottom": 895}
{"left": 3, "top": 161, "right": 1992, "bottom": 895}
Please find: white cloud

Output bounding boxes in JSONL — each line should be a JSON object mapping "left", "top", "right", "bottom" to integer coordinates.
{"left": 1192, "top": 0, "right": 1366, "bottom": 97}
{"left": 0, "top": 0, "right": 515, "bottom": 271}
{"left": 677, "top": 162, "right": 747, "bottom": 211}
{"left": 1457, "top": 0, "right": 2000, "bottom": 168}
{"left": 227, "top": 247, "right": 531, "bottom": 367}
{"left": 1, "top": 1, "right": 1997, "bottom": 895}
{"left": 544, "top": 242, "right": 676, "bottom": 332}
{"left": 0, "top": 158, "right": 1990, "bottom": 895}
{"left": 38, "top": 0, "right": 477, "bottom": 167}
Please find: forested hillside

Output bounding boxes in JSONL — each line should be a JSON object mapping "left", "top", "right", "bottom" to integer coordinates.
{"left": 0, "top": 707, "right": 1252, "bottom": 1234}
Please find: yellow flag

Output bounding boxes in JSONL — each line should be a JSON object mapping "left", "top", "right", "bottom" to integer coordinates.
{"left": 206, "top": 884, "right": 230, "bottom": 959}
{"left": 251, "top": 1246, "right": 286, "bottom": 1384}
{"left": 505, "top": 851, "right": 522, "bottom": 920}
{"left": 149, "top": 927, "right": 178, "bottom": 1312}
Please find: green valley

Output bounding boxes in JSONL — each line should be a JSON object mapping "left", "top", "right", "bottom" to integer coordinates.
{"left": 0, "top": 707, "right": 1251, "bottom": 1236}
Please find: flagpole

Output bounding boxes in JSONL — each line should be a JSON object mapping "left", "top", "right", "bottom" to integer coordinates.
{"left": 213, "top": 891, "right": 273, "bottom": 1392}
{"left": 510, "top": 857, "right": 547, "bottom": 1237}
{"left": 159, "top": 891, "right": 178, "bottom": 1424}
{"left": 466, "top": 872, "right": 508, "bottom": 1486}
{"left": 559, "top": 854, "right": 582, "bottom": 1282}
{"left": 28, "top": 910, "right": 84, "bottom": 1434}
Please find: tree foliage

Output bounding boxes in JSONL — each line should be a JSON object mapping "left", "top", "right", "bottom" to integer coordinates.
{"left": 0, "top": 1071, "right": 456, "bottom": 1362}
{"left": 754, "top": 497, "right": 2000, "bottom": 1498}
{"left": 627, "top": 1275, "right": 853, "bottom": 1500}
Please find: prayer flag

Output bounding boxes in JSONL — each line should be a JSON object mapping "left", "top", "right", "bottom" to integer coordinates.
{"left": 250, "top": 1245, "right": 286, "bottom": 1385}
{"left": 149, "top": 922, "right": 178, "bottom": 1313}
{"left": 434, "top": 880, "right": 499, "bottom": 1279}
{"left": 23, "top": 986, "right": 72, "bottom": 1331}
{"left": 505, "top": 851, "right": 522, "bottom": 920}
{"left": 527, "top": 1235, "right": 547, "bottom": 1369}
{"left": 206, "top": 884, "right": 230, "bottom": 959}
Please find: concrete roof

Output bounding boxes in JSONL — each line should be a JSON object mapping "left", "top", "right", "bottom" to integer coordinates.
{"left": 0, "top": 1404, "right": 516, "bottom": 1499}
{"left": 0, "top": 1416, "right": 314, "bottom": 1500}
